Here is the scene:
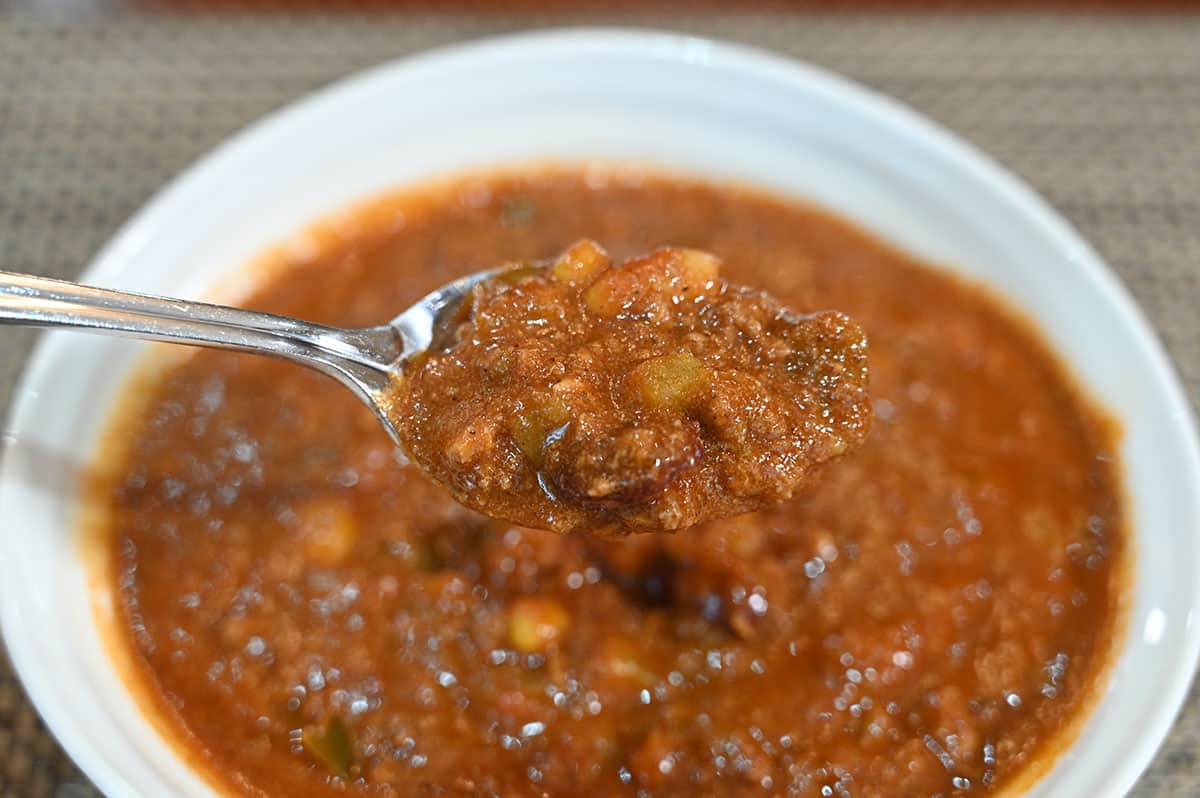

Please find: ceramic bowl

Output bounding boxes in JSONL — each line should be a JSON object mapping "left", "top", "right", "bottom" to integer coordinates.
{"left": 2, "top": 29, "right": 1198, "bottom": 797}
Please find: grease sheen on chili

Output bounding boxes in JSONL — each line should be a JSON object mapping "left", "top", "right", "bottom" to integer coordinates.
{"left": 98, "top": 168, "right": 1126, "bottom": 798}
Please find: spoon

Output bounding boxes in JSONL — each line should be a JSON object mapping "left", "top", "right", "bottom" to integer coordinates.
{"left": 0, "top": 268, "right": 505, "bottom": 446}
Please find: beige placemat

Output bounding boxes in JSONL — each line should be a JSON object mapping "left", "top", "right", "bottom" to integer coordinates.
{"left": 1, "top": 9, "right": 1197, "bottom": 797}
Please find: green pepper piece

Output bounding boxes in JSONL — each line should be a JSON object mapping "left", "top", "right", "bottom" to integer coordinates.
{"left": 499, "top": 197, "right": 538, "bottom": 228}
{"left": 302, "top": 715, "right": 355, "bottom": 778}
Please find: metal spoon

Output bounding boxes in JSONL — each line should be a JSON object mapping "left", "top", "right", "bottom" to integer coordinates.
{"left": 0, "top": 268, "right": 504, "bottom": 446}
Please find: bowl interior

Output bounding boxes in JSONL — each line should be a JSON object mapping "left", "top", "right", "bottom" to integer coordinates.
{"left": 2, "top": 29, "right": 1198, "bottom": 798}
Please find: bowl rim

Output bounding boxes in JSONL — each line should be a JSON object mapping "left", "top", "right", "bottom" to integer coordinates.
{"left": 3, "top": 26, "right": 1199, "bottom": 798}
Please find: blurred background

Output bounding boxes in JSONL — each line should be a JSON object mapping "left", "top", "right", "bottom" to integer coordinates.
{"left": 1, "top": 1, "right": 1198, "bottom": 797}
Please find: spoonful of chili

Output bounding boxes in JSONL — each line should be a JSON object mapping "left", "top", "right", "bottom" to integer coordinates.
{"left": 0, "top": 240, "right": 872, "bottom": 536}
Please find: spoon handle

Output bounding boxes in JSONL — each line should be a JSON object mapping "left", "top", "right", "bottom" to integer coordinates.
{"left": 0, "top": 270, "right": 403, "bottom": 409}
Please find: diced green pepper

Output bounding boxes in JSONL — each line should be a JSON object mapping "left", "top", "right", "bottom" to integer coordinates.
{"left": 302, "top": 715, "right": 355, "bottom": 778}
{"left": 628, "top": 351, "right": 710, "bottom": 410}
{"left": 509, "top": 398, "right": 570, "bottom": 464}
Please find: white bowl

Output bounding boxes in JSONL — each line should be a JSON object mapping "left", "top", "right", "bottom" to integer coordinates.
{"left": 2, "top": 28, "right": 1198, "bottom": 798}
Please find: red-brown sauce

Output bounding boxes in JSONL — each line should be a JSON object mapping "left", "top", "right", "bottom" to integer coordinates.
{"left": 95, "top": 168, "right": 1126, "bottom": 797}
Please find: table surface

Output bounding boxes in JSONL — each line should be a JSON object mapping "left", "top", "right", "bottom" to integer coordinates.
{"left": 1, "top": 9, "right": 1198, "bottom": 798}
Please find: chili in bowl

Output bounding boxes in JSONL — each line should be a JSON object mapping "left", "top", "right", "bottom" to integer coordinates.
{"left": 1, "top": 30, "right": 1197, "bottom": 798}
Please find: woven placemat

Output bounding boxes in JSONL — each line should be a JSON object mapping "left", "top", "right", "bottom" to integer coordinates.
{"left": 1, "top": 9, "right": 1197, "bottom": 797}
